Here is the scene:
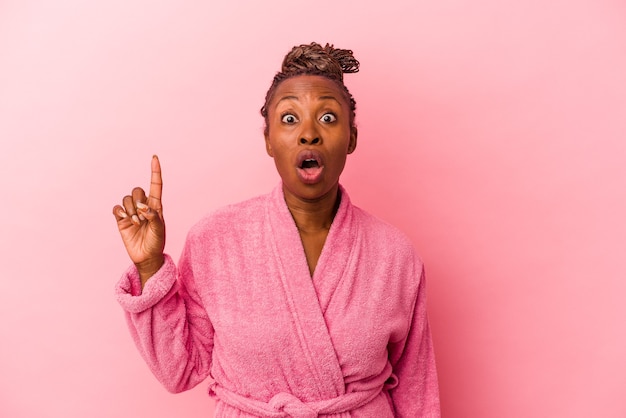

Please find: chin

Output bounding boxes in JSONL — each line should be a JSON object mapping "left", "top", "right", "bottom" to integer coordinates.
{"left": 284, "top": 180, "right": 337, "bottom": 202}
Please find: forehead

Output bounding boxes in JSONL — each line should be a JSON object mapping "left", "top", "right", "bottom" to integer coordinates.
{"left": 271, "top": 75, "right": 349, "bottom": 107}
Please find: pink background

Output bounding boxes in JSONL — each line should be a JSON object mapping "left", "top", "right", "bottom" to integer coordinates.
{"left": 1, "top": 1, "right": 625, "bottom": 417}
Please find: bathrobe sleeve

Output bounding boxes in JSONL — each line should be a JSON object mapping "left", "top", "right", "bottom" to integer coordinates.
{"left": 387, "top": 265, "right": 441, "bottom": 418}
{"left": 115, "top": 243, "right": 215, "bottom": 393}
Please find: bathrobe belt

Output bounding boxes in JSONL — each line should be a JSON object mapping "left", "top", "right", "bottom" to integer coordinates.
{"left": 209, "top": 382, "right": 385, "bottom": 418}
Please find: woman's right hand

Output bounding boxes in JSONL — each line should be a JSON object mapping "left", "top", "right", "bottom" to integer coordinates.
{"left": 112, "top": 155, "right": 166, "bottom": 285}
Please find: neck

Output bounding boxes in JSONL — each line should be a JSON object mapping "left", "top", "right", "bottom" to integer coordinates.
{"left": 283, "top": 184, "right": 341, "bottom": 233}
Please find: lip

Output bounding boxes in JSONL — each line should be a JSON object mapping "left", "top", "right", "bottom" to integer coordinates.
{"left": 295, "top": 149, "right": 325, "bottom": 184}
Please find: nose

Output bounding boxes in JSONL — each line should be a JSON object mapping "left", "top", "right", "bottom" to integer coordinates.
{"left": 299, "top": 137, "right": 320, "bottom": 145}
{"left": 299, "top": 117, "right": 321, "bottom": 145}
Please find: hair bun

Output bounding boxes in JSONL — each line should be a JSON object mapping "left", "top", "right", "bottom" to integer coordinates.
{"left": 281, "top": 43, "right": 359, "bottom": 82}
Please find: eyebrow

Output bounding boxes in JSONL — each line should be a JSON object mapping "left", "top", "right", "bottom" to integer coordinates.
{"left": 319, "top": 96, "right": 342, "bottom": 104}
{"left": 275, "top": 95, "right": 342, "bottom": 107}
{"left": 275, "top": 95, "right": 299, "bottom": 105}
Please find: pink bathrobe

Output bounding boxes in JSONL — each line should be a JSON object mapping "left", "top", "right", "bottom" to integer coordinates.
{"left": 116, "top": 184, "right": 440, "bottom": 417}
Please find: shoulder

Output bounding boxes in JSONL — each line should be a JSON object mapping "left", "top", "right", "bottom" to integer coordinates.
{"left": 348, "top": 201, "right": 425, "bottom": 304}
{"left": 352, "top": 204, "right": 420, "bottom": 261}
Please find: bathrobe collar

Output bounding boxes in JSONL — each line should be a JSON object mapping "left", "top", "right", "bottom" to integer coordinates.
{"left": 265, "top": 182, "right": 358, "bottom": 399}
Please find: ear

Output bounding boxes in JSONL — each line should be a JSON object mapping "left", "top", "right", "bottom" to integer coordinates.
{"left": 347, "top": 127, "right": 358, "bottom": 154}
{"left": 264, "top": 132, "right": 274, "bottom": 157}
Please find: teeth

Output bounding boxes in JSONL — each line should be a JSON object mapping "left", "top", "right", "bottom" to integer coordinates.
{"left": 301, "top": 158, "right": 319, "bottom": 169}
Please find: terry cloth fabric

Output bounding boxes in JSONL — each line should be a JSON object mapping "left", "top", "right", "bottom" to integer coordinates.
{"left": 116, "top": 183, "right": 440, "bottom": 417}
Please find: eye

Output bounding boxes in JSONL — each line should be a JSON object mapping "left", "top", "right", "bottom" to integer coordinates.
{"left": 320, "top": 113, "right": 336, "bottom": 123}
{"left": 281, "top": 114, "right": 298, "bottom": 124}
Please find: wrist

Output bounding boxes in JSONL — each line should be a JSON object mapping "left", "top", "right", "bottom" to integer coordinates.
{"left": 135, "top": 255, "right": 165, "bottom": 287}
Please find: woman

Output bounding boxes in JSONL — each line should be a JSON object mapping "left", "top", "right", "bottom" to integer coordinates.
{"left": 113, "top": 42, "right": 440, "bottom": 417}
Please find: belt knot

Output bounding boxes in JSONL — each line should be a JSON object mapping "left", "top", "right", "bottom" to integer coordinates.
{"left": 269, "top": 392, "right": 318, "bottom": 418}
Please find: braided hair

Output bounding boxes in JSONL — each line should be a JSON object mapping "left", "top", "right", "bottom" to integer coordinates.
{"left": 260, "top": 42, "right": 360, "bottom": 136}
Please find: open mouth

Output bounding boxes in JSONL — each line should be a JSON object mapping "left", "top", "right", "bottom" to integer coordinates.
{"left": 301, "top": 158, "right": 320, "bottom": 169}
{"left": 296, "top": 150, "right": 324, "bottom": 183}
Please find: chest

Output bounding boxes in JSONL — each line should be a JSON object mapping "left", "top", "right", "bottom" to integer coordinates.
{"left": 299, "top": 229, "right": 329, "bottom": 276}
{"left": 201, "top": 256, "right": 410, "bottom": 382}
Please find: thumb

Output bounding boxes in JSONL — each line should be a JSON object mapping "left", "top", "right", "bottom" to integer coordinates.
{"left": 136, "top": 201, "right": 162, "bottom": 223}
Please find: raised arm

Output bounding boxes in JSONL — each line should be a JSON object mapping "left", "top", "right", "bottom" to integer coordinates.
{"left": 113, "top": 156, "right": 214, "bottom": 393}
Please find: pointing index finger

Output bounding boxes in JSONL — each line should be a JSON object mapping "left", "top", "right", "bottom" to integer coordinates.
{"left": 148, "top": 155, "right": 163, "bottom": 211}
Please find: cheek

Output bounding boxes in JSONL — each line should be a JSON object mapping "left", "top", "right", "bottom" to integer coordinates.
{"left": 328, "top": 149, "right": 348, "bottom": 172}
{"left": 267, "top": 124, "right": 292, "bottom": 145}
{"left": 268, "top": 141, "right": 292, "bottom": 169}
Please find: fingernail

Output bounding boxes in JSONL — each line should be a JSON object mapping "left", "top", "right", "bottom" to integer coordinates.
{"left": 138, "top": 214, "right": 146, "bottom": 221}
{"left": 132, "top": 214, "right": 140, "bottom": 224}
{"left": 136, "top": 201, "right": 148, "bottom": 210}
{"left": 118, "top": 210, "right": 128, "bottom": 219}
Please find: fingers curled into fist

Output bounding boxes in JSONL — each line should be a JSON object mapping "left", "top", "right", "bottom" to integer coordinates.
{"left": 113, "top": 190, "right": 153, "bottom": 225}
